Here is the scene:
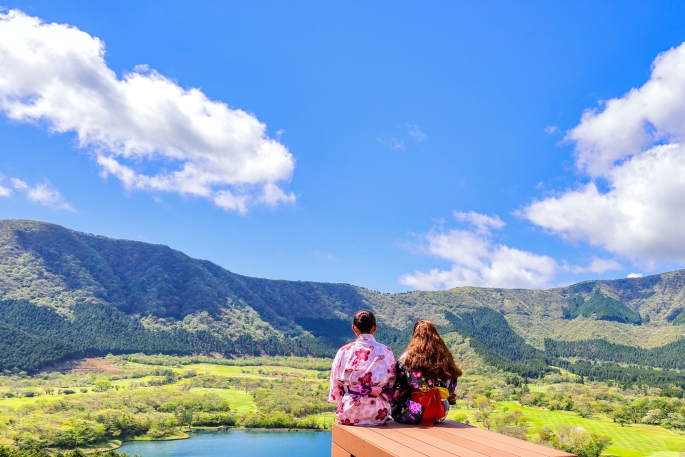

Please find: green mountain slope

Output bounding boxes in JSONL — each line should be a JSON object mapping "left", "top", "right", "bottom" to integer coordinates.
{"left": 443, "top": 308, "right": 550, "bottom": 378}
{"left": 1, "top": 219, "right": 685, "bottom": 375}
{"left": 0, "top": 299, "right": 194, "bottom": 354}
{"left": 563, "top": 291, "right": 642, "bottom": 324}
{"left": 0, "top": 321, "right": 80, "bottom": 372}
{"left": 545, "top": 337, "right": 685, "bottom": 370}
{"left": 673, "top": 312, "right": 685, "bottom": 325}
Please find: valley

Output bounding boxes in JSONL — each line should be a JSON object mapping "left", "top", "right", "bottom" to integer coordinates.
{"left": 0, "top": 354, "right": 684, "bottom": 456}
{"left": 1, "top": 219, "right": 685, "bottom": 456}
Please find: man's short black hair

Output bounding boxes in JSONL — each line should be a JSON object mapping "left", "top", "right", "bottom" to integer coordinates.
{"left": 353, "top": 309, "right": 376, "bottom": 333}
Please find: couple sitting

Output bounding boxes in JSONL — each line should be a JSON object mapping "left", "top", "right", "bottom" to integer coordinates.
{"left": 329, "top": 309, "right": 462, "bottom": 426}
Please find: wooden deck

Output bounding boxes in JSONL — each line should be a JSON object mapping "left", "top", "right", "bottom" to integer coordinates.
{"left": 332, "top": 420, "right": 576, "bottom": 457}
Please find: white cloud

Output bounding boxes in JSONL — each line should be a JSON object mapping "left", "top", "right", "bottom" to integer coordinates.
{"left": 213, "top": 189, "right": 249, "bottom": 214}
{"left": 0, "top": 10, "right": 295, "bottom": 213}
{"left": 392, "top": 139, "right": 405, "bottom": 150}
{"left": 378, "top": 123, "right": 425, "bottom": 150}
{"left": 0, "top": 174, "right": 11, "bottom": 197}
{"left": 569, "top": 257, "right": 623, "bottom": 274}
{"left": 627, "top": 272, "right": 643, "bottom": 278}
{"left": 406, "top": 123, "right": 426, "bottom": 141}
{"left": 11, "top": 178, "right": 75, "bottom": 211}
{"left": 376, "top": 136, "right": 405, "bottom": 150}
{"left": 568, "top": 44, "right": 685, "bottom": 177}
{"left": 545, "top": 126, "right": 561, "bottom": 135}
{"left": 453, "top": 211, "right": 504, "bottom": 234}
{"left": 400, "top": 212, "right": 558, "bottom": 290}
{"left": 522, "top": 43, "right": 685, "bottom": 263}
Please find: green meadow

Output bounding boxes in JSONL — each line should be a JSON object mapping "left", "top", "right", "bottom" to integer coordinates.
{"left": 188, "top": 387, "right": 257, "bottom": 413}
{"left": 447, "top": 401, "right": 685, "bottom": 457}
{"left": 1, "top": 356, "right": 684, "bottom": 456}
{"left": 183, "top": 363, "right": 322, "bottom": 379}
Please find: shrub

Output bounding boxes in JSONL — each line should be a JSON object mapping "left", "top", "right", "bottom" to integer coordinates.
{"left": 496, "top": 425, "right": 528, "bottom": 441}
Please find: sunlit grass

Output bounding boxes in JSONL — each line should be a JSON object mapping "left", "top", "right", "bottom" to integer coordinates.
{"left": 110, "top": 375, "right": 158, "bottom": 387}
{"left": 0, "top": 362, "right": 320, "bottom": 414}
{"left": 184, "top": 364, "right": 321, "bottom": 379}
{"left": 0, "top": 391, "right": 90, "bottom": 407}
{"left": 447, "top": 401, "right": 685, "bottom": 457}
{"left": 309, "top": 412, "right": 334, "bottom": 428}
{"left": 189, "top": 387, "right": 257, "bottom": 413}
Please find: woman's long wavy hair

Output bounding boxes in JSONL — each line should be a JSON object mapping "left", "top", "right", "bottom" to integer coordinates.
{"left": 403, "top": 320, "right": 462, "bottom": 381}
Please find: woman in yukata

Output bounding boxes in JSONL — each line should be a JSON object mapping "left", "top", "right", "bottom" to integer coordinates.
{"left": 391, "top": 320, "right": 462, "bottom": 426}
{"left": 329, "top": 309, "right": 396, "bottom": 425}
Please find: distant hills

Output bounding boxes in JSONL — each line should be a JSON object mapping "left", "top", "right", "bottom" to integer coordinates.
{"left": 1, "top": 219, "right": 684, "bottom": 384}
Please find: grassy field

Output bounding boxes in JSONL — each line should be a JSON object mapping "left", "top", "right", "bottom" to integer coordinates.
{"left": 189, "top": 387, "right": 257, "bottom": 413}
{"left": 0, "top": 384, "right": 261, "bottom": 414}
{"left": 0, "top": 390, "right": 91, "bottom": 407}
{"left": 3, "top": 356, "right": 684, "bottom": 456}
{"left": 118, "top": 360, "right": 324, "bottom": 380}
{"left": 0, "top": 356, "right": 333, "bottom": 451}
{"left": 311, "top": 412, "right": 335, "bottom": 428}
{"left": 183, "top": 363, "right": 322, "bottom": 379}
{"left": 0, "top": 361, "right": 313, "bottom": 413}
{"left": 446, "top": 402, "right": 685, "bottom": 457}
{"left": 111, "top": 375, "right": 158, "bottom": 387}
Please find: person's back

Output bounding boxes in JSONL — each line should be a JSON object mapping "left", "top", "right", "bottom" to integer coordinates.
{"left": 391, "top": 320, "right": 462, "bottom": 426}
{"left": 329, "top": 310, "right": 396, "bottom": 425}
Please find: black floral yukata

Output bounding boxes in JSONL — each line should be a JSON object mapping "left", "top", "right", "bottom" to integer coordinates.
{"left": 390, "top": 353, "right": 457, "bottom": 425}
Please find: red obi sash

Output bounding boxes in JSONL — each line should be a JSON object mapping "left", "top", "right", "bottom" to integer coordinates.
{"left": 410, "top": 389, "right": 446, "bottom": 426}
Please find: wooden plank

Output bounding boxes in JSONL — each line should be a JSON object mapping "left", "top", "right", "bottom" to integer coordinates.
{"left": 333, "top": 423, "right": 425, "bottom": 457}
{"left": 419, "top": 428, "right": 525, "bottom": 457}
{"left": 437, "top": 423, "right": 575, "bottom": 457}
{"left": 333, "top": 424, "right": 395, "bottom": 457}
{"left": 371, "top": 426, "right": 492, "bottom": 457}
{"left": 435, "top": 425, "right": 552, "bottom": 456}
{"left": 332, "top": 421, "right": 576, "bottom": 457}
{"left": 337, "top": 424, "right": 429, "bottom": 457}
{"left": 426, "top": 421, "right": 475, "bottom": 429}
{"left": 331, "top": 442, "right": 352, "bottom": 457}
{"left": 448, "top": 428, "right": 575, "bottom": 457}
{"left": 364, "top": 428, "right": 459, "bottom": 457}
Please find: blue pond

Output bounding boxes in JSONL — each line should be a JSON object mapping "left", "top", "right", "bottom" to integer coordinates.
{"left": 119, "top": 430, "right": 332, "bottom": 457}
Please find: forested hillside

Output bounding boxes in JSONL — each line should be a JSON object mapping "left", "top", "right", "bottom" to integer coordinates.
{"left": 545, "top": 337, "right": 685, "bottom": 370}
{"left": 563, "top": 291, "right": 643, "bottom": 324}
{"left": 1, "top": 219, "right": 685, "bottom": 379}
{"left": 0, "top": 321, "right": 79, "bottom": 372}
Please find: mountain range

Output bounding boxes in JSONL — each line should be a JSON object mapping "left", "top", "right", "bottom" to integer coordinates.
{"left": 1, "top": 219, "right": 684, "bottom": 382}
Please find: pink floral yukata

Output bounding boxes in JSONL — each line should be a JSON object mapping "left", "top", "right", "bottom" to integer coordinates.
{"left": 329, "top": 333, "right": 396, "bottom": 425}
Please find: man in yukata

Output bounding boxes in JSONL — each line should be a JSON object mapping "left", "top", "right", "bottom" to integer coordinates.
{"left": 329, "top": 309, "right": 396, "bottom": 425}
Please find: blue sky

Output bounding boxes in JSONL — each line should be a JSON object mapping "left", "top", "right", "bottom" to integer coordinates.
{"left": 2, "top": 1, "right": 685, "bottom": 292}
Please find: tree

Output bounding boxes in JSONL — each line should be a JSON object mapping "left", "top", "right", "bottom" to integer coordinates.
{"left": 664, "top": 413, "right": 685, "bottom": 430}
{"left": 550, "top": 425, "right": 612, "bottom": 457}
{"left": 73, "top": 421, "right": 105, "bottom": 447}
{"left": 174, "top": 407, "right": 195, "bottom": 431}
{"left": 93, "top": 380, "right": 111, "bottom": 392}
{"left": 641, "top": 409, "right": 662, "bottom": 425}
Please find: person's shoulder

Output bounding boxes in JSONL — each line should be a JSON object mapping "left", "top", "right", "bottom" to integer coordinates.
{"left": 337, "top": 341, "right": 355, "bottom": 353}
{"left": 377, "top": 342, "right": 395, "bottom": 357}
